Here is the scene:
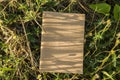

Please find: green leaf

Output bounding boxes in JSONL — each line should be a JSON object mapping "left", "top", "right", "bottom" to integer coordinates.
{"left": 0, "top": 68, "right": 15, "bottom": 71}
{"left": 89, "top": 3, "right": 111, "bottom": 15}
{"left": 112, "top": 53, "right": 116, "bottom": 67}
{"left": 113, "top": 4, "right": 120, "bottom": 21}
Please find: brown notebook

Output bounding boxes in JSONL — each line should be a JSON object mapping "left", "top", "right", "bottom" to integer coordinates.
{"left": 40, "top": 11, "right": 85, "bottom": 74}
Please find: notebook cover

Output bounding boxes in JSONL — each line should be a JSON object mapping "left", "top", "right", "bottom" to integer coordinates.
{"left": 40, "top": 11, "right": 85, "bottom": 74}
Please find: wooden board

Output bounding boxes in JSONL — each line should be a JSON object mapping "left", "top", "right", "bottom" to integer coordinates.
{"left": 40, "top": 11, "right": 85, "bottom": 74}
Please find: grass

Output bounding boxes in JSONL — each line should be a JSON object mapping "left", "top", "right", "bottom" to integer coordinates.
{"left": 0, "top": 0, "right": 120, "bottom": 80}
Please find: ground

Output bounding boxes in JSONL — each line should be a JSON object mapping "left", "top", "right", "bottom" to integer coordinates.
{"left": 0, "top": 0, "right": 120, "bottom": 80}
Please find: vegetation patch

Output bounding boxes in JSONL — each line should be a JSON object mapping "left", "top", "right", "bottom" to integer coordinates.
{"left": 0, "top": 0, "right": 120, "bottom": 80}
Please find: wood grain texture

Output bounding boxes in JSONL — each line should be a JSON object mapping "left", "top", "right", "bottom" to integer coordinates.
{"left": 40, "top": 11, "right": 85, "bottom": 74}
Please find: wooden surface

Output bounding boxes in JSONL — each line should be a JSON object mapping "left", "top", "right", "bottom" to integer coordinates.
{"left": 40, "top": 11, "right": 85, "bottom": 74}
